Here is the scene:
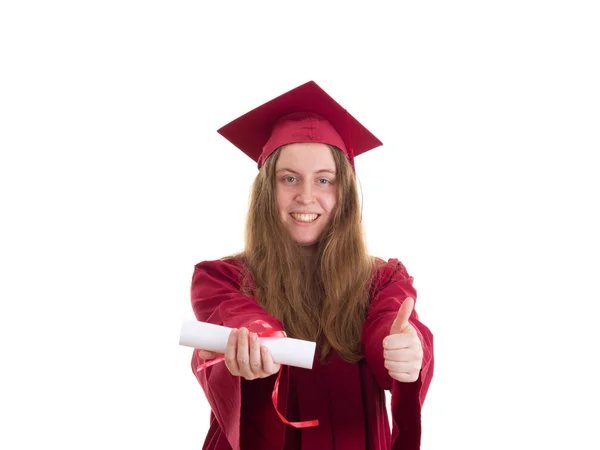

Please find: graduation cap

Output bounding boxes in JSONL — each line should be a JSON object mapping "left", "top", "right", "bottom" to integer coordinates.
{"left": 217, "top": 81, "right": 383, "bottom": 171}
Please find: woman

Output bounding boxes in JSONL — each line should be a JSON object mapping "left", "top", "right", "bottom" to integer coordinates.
{"left": 189, "top": 81, "right": 434, "bottom": 450}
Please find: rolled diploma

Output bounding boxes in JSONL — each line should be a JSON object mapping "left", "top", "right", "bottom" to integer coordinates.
{"left": 179, "top": 319, "right": 316, "bottom": 370}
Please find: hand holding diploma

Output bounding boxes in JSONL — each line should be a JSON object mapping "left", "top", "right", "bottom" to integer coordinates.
{"left": 203, "top": 327, "right": 281, "bottom": 380}
{"left": 383, "top": 297, "right": 424, "bottom": 383}
{"left": 179, "top": 319, "right": 316, "bottom": 372}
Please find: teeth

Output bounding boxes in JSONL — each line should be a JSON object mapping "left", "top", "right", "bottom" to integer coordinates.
{"left": 291, "top": 213, "right": 319, "bottom": 222}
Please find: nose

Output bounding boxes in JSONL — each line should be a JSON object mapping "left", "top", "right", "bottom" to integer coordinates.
{"left": 295, "top": 182, "right": 315, "bottom": 205}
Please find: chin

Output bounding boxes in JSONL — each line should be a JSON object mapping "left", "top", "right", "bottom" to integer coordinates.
{"left": 292, "top": 234, "right": 320, "bottom": 247}
{"left": 295, "top": 239, "right": 318, "bottom": 247}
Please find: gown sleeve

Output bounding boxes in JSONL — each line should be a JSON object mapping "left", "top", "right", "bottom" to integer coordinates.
{"left": 189, "top": 258, "right": 285, "bottom": 450}
{"left": 361, "top": 258, "right": 434, "bottom": 449}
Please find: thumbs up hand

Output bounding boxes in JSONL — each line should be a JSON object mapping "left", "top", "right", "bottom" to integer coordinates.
{"left": 383, "top": 297, "right": 424, "bottom": 383}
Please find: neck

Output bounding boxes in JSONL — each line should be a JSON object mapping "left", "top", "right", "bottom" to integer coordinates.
{"left": 298, "top": 244, "right": 316, "bottom": 257}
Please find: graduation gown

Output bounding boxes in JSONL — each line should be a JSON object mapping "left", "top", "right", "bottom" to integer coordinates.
{"left": 190, "top": 257, "right": 434, "bottom": 450}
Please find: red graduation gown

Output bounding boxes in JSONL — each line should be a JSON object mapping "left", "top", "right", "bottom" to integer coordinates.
{"left": 190, "top": 258, "right": 434, "bottom": 450}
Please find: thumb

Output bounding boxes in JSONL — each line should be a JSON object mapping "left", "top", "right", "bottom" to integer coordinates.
{"left": 198, "top": 349, "right": 221, "bottom": 360}
{"left": 390, "top": 297, "right": 415, "bottom": 335}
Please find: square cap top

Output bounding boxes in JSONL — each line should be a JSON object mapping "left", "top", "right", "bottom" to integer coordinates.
{"left": 217, "top": 81, "right": 383, "bottom": 169}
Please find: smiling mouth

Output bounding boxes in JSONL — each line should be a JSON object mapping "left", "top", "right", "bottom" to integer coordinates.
{"left": 290, "top": 213, "right": 320, "bottom": 223}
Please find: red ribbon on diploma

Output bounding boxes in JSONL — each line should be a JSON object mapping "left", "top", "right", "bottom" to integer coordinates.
{"left": 196, "top": 320, "right": 319, "bottom": 428}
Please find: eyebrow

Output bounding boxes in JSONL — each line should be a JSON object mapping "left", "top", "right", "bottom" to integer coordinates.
{"left": 276, "top": 168, "right": 336, "bottom": 175}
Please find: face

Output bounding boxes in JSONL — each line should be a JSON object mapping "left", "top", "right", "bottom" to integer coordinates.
{"left": 275, "top": 143, "right": 338, "bottom": 248}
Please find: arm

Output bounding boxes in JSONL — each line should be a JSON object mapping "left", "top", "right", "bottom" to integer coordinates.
{"left": 362, "top": 259, "right": 434, "bottom": 447}
{"left": 190, "top": 258, "right": 284, "bottom": 450}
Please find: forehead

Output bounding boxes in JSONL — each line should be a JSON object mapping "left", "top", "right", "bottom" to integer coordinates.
{"left": 275, "top": 143, "right": 336, "bottom": 171}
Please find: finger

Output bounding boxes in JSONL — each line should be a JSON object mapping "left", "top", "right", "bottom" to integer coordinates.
{"left": 390, "top": 297, "right": 414, "bottom": 335}
{"left": 383, "top": 331, "right": 417, "bottom": 350}
{"left": 237, "top": 328, "right": 253, "bottom": 379}
{"left": 248, "top": 332, "right": 262, "bottom": 376}
{"left": 384, "top": 347, "right": 423, "bottom": 362}
{"left": 389, "top": 371, "right": 420, "bottom": 383}
{"left": 260, "top": 346, "right": 280, "bottom": 375}
{"left": 224, "top": 328, "right": 240, "bottom": 375}
{"left": 384, "top": 359, "right": 421, "bottom": 374}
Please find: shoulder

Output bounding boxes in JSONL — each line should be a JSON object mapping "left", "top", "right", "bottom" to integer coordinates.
{"left": 192, "top": 255, "right": 250, "bottom": 285}
{"left": 372, "top": 257, "right": 412, "bottom": 282}
{"left": 194, "top": 255, "right": 246, "bottom": 273}
{"left": 369, "top": 256, "right": 414, "bottom": 298}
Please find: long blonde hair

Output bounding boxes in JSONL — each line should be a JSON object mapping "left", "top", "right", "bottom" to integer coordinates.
{"left": 232, "top": 145, "right": 375, "bottom": 363}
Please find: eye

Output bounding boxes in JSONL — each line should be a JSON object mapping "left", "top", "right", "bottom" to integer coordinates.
{"left": 282, "top": 176, "right": 297, "bottom": 183}
{"left": 317, "top": 178, "right": 331, "bottom": 185}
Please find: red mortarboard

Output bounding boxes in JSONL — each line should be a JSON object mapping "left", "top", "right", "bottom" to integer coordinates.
{"left": 217, "top": 81, "right": 383, "bottom": 170}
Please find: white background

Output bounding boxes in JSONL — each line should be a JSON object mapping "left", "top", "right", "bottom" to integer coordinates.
{"left": 1, "top": 1, "right": 599, "bottom": 449}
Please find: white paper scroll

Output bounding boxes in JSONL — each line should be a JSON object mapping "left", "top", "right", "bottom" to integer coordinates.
{"left": 179, "top": 319, "right": 316, "bottom": 370}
